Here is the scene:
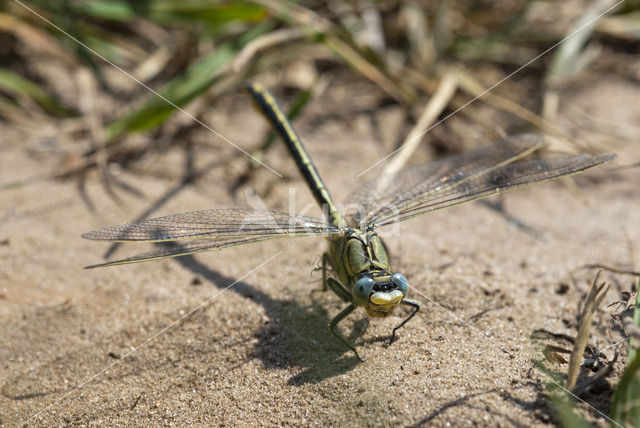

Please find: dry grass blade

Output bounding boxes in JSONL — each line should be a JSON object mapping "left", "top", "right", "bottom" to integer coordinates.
{"left": 623, "top": 309, "right": 640, "bottom": 346}
{"left": 76, "top": 68, "right": 120, "bottom": 203}
{"left": 251, "top": 0, "right": 331, "bottom": 32}
{"left": 546, "top": 0, "right": 622, "bottom": 84}
{"left": 578, "top": 264, "right": 640, "bottom": 277}
{"left": 455, "top": 70, "right": 577, "bottom": 146}
{"left": 566, "top": 270, "right": 610, "bottom": 391}
{"left": 597, "top": 11, "right": 640, "bottom": 41}
{"left": 255, "top": 0, "right": 411, "bottom": 103}
{"left": 405, "top": 69, "right": 502, "bottom": 138}
{"left": 543, "top": 0, "right": 622, "bottom": 135}
{"left": 572, "top": 351, "right": 618, "bottom": 396}
{"left": 0, "top": 68, "right": 76, "bottom": 117}
{"left": 323, "top": 35, "right": 410, "bottom": 103}
{"left": 611, "top": 277, "right": 640, "bottom": 426}
{"left": 626, "top": 284, "right": 640, "bottom": 361}
{"left": 400, "top": 3, "right": 436, "bottom": 69}
{"left": 380, "top": 71, "right": 458, "bottom": 177}
{"left": 131, "top": 47, "right": 173, "bottom": 83}
{"left": 0, "top": 11, "right": 77, "bottom": 66}
{"left": 232, "top": 27, "right": 308, "bottom": 72}
{"left": 104, "top": 41, "right": 239, "bottom": 142}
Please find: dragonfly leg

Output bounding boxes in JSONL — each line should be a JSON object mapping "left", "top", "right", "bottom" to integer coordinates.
{"left": 321, "top": 253, "right": 352, "bottom": 302}
{"left": 326, "top": 278, "right": 352, "bottom": 303}
{"left": 388, "top": 299, "right": 420, "bottom": 346}
{"left": 320, "top": 252, "right": 330, "bottom": 292}
{"left": 329, "top": 303, "right": 362, "bottom": 361}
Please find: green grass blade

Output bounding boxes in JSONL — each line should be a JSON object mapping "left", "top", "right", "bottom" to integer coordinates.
{"left": 0, "top": 68, "right": 76, "bottom": 117}
{"left": 105, "top": 21, "right": 272, "bottom": 141}
{"left": 76, "top": 0, "right": 137, "bottom": 21}
{"left": 105, "top": 44, "right": 234, "bottom": 139}
{"left": 78, "top": 0, "right": 266, "bottom": 26}
{"left": 154, "top": 2, "right": 266, "bottom": 25}
{"left": 611, "top": 353, "right": 640, "bottom": 426}
{"left": 630, "top": 280, "right": 640, "bottom": 362}
{"left": 550, "top": 392, "right": 593, "bottom": 428}
{"left": 611, "top": 278, "right": 640, "bottom": 426}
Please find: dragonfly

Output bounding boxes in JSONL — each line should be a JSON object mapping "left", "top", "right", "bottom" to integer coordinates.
{"left": 82, "top": 82, "right": 615, "bottom": 361}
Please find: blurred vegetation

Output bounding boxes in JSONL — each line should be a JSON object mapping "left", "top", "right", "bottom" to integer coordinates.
{"left": 611, "top": 277, "right": 640, "bottom": 427}
{"left": 2, "top": 0, "right": 638, "bottom": 181}
{"left": 532, "top": 271, "right": 640, "bottom": 427}
{"left": 1, "top": 1, "right": 640, "bottom": 422}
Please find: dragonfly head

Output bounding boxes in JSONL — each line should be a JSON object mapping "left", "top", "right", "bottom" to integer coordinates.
{"left": 353, "top": 272, "right": 409, "bottom": 318}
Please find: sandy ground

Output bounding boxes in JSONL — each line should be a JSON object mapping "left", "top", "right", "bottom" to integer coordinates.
{"left": 1, "top": 74, "right": 639, "bottom": 427}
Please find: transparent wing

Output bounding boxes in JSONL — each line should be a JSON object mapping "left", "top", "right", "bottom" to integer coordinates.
{"left": 347, "top": 134, "right": 544, "bottom": 226}
{"left": 82, "top": 208, "right": 339, "bottom": 268}
{"left": 368, "top": 153, "right": 615, "bottom": 227}
{"left": 84, "top": 236, "right": 282, "bottom": 268}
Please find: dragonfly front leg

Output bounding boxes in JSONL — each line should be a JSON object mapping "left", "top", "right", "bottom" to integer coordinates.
{"left": 328, "top": 303, "right": 362, "bottom": 361}
{"left": 321, "top": 252, "right": 331, "bottom": 292}
{"left": 388, "top": 299, "right": 420, "bottom": 346}
{"left": 322, "top": 253, "right": 352, "bottom": 302}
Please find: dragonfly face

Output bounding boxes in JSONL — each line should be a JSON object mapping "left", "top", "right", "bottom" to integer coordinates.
{"left": 354, "top": 271, "right": 409, "bottom": 318}
{"left": 332, "top": 228, "right": 409, "bottom": 318}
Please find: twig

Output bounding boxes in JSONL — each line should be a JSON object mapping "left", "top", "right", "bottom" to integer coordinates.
{"left": 255, "top": 0, "right": 411, "bottom": 103}
{"left": 577, "top": 264, "right": 640, "bottom": 277}
{"left": 455, "top": 70, "right": 580, "bottom": 149}
{"left": 546, "top": 0, "right": 621, "bottom": 85}
{"left": 323, "top": 35, "right": 410, "bottom": 103}
{"left": 380, "top": 71, "right": 458, "bottom": 177}
{"left": 566, "top": 270, "right": 610, "bottom": 390}
{"left": 232, "top": 27, "right": 308, "bottom": 72}
{"left": 572, "top": 350, "right": 618, "bottom": 396}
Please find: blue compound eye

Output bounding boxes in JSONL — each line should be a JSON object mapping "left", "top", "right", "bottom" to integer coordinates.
{"left": 391, "top": 273, "right": 409, "bottom": 295}
{"left": 353, "top": 276, "right": 375, "bottom": 305}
